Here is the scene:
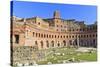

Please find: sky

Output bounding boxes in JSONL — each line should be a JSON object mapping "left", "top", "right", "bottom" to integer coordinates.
{"left": 11, "top": 1, "right": 97, "bottom": 24}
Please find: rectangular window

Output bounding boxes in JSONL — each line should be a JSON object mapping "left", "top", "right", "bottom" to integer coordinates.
{"left": 15, "top": 35, "right": 19, "bottom": 44}
{"left": 33, "top": 32, "right": 35, "bottom": 37}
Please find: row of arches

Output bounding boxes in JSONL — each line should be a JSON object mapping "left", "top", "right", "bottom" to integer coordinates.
{"left": 35, "top": 40, "right": 67, "bottom": 49}
{"left": 34, "top": 39, "right": 97, "bottom": 49}
{"left": 33, "top": 32, "right": 97, "bottom": 39}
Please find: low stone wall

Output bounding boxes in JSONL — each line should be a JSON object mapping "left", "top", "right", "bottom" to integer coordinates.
{"left": 11, "top": 46, "right": 45, "bottom": 66}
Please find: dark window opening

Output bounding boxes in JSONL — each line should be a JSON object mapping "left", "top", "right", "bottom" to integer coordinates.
{"left": 33, "top": 32, "right": 35, "bottom": 37}
{"left": 15, "top": 35, "right": 19, "bottom": 44}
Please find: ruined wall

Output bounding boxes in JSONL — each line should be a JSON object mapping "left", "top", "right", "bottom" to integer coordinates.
{"left": 11, "top": 46, "right": 46, "bottom": 66}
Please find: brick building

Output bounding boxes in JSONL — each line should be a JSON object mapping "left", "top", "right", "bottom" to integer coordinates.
{"left": 11, "top": 10, "right": 97, "bottom": 50}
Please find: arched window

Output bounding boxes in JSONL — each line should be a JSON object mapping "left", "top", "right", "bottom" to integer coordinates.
{"left": 38, "top": 22, "right": 40, "bottom": 25}
{"left": 49, "top": 35, "right": 51, "bottom": 38}
{"left": 47, "top": 34, "right": 48, "bottom": 38}
{"left": 35, "top": 41, "right": 38, "bottom": 45}
{"left": 66, "top": 35, "right": 68, "bottom": 38}
{"left": 33, "top": 32, "right": 35, "bottom": 37}
{"left": 36, "top": 33, "right": 38, "bottom": 37}
{"left": 78, "top": 35, "right": 80, "bottom": 38}
{"left": 76, "top": 29, "right": 78, "bottom": 31}
{"left": 55, "top": 35, "right": 56, "bottom": 38}
{"left": 84, "top": 35, "right": 86, "bottom": 38}
{"left": 90, "top": 35, "right": 92, "bottom": 38}
{"left": 63, "top": 35, "right": 65, "bottom": 38}
{"left": 58, "top": 35, "right": 59, "bottom": 38}
{"left": 96, "top": 34, "right": 97, "bottom": 37}
{"left": 80, "top": 29, "right": 82, "bottom": 31}
{"left": 81, "top": 35, "right": 83, "bottom": 38}
{"left": 93, "top": 34, "right": 95, "bottom": 37}
{"left": 87, "top": 35, "right": 88, "bottom": 38}
{"left": 75, "top": 35, "right": 77, "bottom": 38}
{"left": 72, "top": 35, "right": 74, "bottom": 38}
{"left": 41, "top": 34, "right": 43, "bottom": 38}
{"left": 52, "top": 35, "right": 53, "bottom": 38}
{"left": 61, "top": 36, "right": 62, "bottom": 38}
{"left": 39, "top": 33, "right": 40, "bottom": 37}
{"left": 61, "top": 25, "right": 62, "bottom": 27}
{"left": 44, "top": 34, "right": 46, "bottom": 38}
{"left": 83, "top": 28, "right": 85, "bottom": 31}
{"left": 69, "top": 36, "right": 71, "bottom": 38}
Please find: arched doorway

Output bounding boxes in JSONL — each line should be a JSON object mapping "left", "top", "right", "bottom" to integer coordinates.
{"left": 63, "top": 40, "right": 66, "bottom": 47}
{"left": 69, "top": 40, "right": 72, "bottom": 45}
{"left": 40, "top": 41, "right": 43, "bottom": 48}
{"left": 51, "top": 41, "right": 54, "bottom": 47}
{"left": 46, "top": 40, "right": 49, "bottom": 48}
{"left": 57, "top": 41, "right": 60, "bottom": 47}
{"left": 73, "top": 39, "right": 77, "bottom": 47}
{"left": 34, "top": 41, "right": 38, "bottom": 50}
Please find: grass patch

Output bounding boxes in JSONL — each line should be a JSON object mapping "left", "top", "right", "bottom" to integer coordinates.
{"left": 36, "top": 47, "right": 97, "bottom": 65}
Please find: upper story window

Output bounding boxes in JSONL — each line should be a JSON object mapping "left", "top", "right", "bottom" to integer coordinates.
{"left": 61, "top": 36, "right": 62, "bottom": 38}
{"left": 75, "top": 35, "right": 77, "bottom": 38}
{"left": 78, "top": 35, "right": 80, "bottom": 38}
{"left": 80, "top": 29, "right": 82, "bottom": 31}
{"left": 49, "top": 35, "right": 51, "bottom": 38}
{"left": 76, "top": 29, "right": 78, "bottom": 31}
{"left": 64, "top": 26, "right": 66, "bottom": 28}
{"left": 81, "top": 35, "right": 83, "bottom": 38}
{"left": 55, "top": 35, "right": 56, "bottom": 38}
{"left": 83, "top": 28, "right": 85, "bottom": 31}
{"left": 72, "top": 35, "right": 74, "bottom": 38}
{"left": 57, "top": 29, "right": 58, "bottom": 31}
{"left": 47, "top": 34, "right": 48, "bottom": 38}
{"left": 35, "top": 41, "right": 38, "bottom": 45}
{"left": 84, "top": 35, "right": 86, "bottom": 38}
{"left": 57, "top": 25, "right": 59, "bottom": 27}
{"left": 33, "top": 32, "right": 35, "bottom": 37}
{"left": 61, "top": 25, "right": 63, "bottom": 27}
{"left": 63, "top": 35, "right": 65, "bottom": 38}
{"left": 36, "top": 33, "right": 38, "bottom": 37}
{"left": 52, "top": 35, "right": 53, "bottom": 38}
{"left": 93, "top": 34, "right": 95, "bottom": 37}
{"left": 41, "top": 34, "right": 43, "bottom": 38}
{"left": 58, "top": 35, "right": 59, "bottom": 38}
{"left": 44, "top": 34, "right": 46, "bottom": 38}
{"left": 69, "top": 36, "right": 71, "bottom": 38}
{"left": 96, "top": 34, "right": 97, "bottom": 37}
{"left": 66, "top": 35, "right": 68, "bottom": 38}
{"left": 90, "top": 35, "right": 92, "bottom": 38}
{"left": 39, "top": 33, "right": 40, "bottom": 37}
{"left": 38, "top": 22, "right": 40, "bottom": 25}
{"left": 87, "top": 35, "right": 88, "bottom": 38}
